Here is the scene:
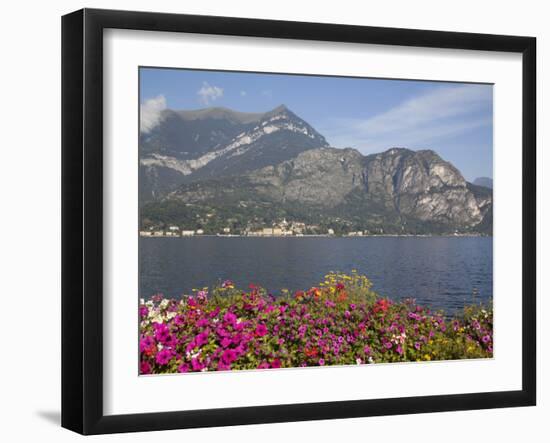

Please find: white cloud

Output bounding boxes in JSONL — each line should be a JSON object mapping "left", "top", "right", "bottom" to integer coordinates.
{"left": 240, "top": 90, "right": 247, "bottom": 97}
{"left": 320, "top": 84, "right": 492, "bottom": 152}
{"left": 140, "top": 95, "right": 167, "bottom": 134}
{"left": 261, "top": 90, "right": 273, "bottom": 98}
{"left": 197, "top": 82, "right": 224, "bottom": 105}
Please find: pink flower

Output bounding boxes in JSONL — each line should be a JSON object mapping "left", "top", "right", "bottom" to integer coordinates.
{"left": 191, "top": 357, "right": 204, "bottom": 371}
{"left": 163, "top": 334, "right": 178, "bottom": 347}
{"left": 155, "top": 349, "right": 173, "bottom": 366}
{"left": 140, "top": 361, "right": 152, "bottom": 374}
{"left": 318, "top": 358, "right": 325, "bottom": 366}
{"left": 209, "top": 306, "right": 221, "bottom": 318}
{"left": 224, "top": 311, "right": 237, "bottom": 326}
{"left": 178, "top": 363, "right": 190, "bottom": 373}
{"left": 153, "top": 323, "right": 170, "bottom": 343}
{"left": 195, "top": 330, "right": 210, "bottom": 347}
{"left": 140, "top": 336, "right": 155, "bottom": 353}
{"left": 221, "top": 349, "right": 237, "bottom": 365}
{"left": 217, "top": 361, "right": 232, "bottom": 371}
{"left": 255, "top": 323, "right": 268, "bottom": 337}
{"left": 197, "top": 318, "right": 209, "bottom": 327}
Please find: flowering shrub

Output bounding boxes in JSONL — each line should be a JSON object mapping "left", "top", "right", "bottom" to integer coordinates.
{"left": 139, "top": 271, "right": 493, "bottom": 374}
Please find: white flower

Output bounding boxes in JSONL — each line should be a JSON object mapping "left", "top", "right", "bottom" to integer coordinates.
{"left": 151, "top": 314, "right": 164, "bottom": 323}
{"left": 368, "top": 357, "right": 374, "bottom": 364}
{"left": 159, "top": 299, "right": 169, "bottom": 309}
{"left": 356, "top": 358, "right": 362, "bottom": 365}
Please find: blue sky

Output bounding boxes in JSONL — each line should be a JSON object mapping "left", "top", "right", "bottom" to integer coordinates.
{"left": 140, "top": 67, "right": 493, "bottom": 181}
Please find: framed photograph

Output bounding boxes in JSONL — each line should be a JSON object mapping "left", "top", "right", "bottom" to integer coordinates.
{"left": 61, "top": 8, "right": 536, "bottom": 435}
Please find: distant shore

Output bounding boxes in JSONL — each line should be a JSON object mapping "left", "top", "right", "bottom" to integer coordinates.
{"left": 139, "top": 233, "right": 491, "bottom": 239}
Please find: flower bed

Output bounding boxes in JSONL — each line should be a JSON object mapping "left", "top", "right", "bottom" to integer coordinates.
{"left": 139, "top": 271, "right": 493, "bottom": 374}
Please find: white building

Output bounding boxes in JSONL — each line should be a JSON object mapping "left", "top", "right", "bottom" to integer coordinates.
{"left": 181, "top": 230, "right": 195, "bottom": 236}
{"left": 196, "top": 229, "right": 204, "bottom": 235}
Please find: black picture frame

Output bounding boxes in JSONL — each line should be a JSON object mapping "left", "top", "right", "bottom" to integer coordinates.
{"left": 61, "top": 8, "right": 536, "bottom": 435}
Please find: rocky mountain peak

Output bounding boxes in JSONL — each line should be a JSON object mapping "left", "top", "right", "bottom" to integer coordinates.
{"left": 266, "top": 104, "right": 290, "bottom": 115}
{"left": 175, "top": 107, "right": 264, "bottom": 124}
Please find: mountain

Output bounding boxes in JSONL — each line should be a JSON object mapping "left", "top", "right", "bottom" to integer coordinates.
{"left": 139, "top": 105, "right": 328, "bottom": 200}
{"left": 139, "top": 105, "right": 493, "bottom": 235}
{"left": 473, "top": 177, "right": 493, "bottom": 189}
{"left": 147, "top": 147, "right": 492, "bottom": 234}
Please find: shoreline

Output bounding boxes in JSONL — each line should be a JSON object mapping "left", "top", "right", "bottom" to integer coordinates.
{"left": 139, "top": 233, "right": 492, "bottom": 239}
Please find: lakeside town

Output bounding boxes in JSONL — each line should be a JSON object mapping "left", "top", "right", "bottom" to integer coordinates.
{"left": 139, "top": 218, "right": 484, "bottom": 238}
{"left": 140, "top": 218, "right": 340, "bottom": 237}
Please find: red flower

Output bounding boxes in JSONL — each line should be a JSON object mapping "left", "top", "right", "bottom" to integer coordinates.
{"left": 374, "top": 299, "right": 390, "bottom": 314}
{"left": 337, "top": 291, "right": 348, "bottom": 302}
{"left": 305, "top": 347, "right": 319, "bottom": 357}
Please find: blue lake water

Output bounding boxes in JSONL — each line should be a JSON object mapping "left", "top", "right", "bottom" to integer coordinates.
{"left": 139, "top": 236, "right": 493, "bottom": 313}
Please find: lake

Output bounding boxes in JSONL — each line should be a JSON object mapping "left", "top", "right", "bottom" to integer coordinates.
{"left": 139, "top": 236, "right": 493, "bottom": 314}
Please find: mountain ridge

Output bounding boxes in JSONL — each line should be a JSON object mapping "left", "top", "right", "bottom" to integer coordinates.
{"left": 473, "top": 177, "right": 493, "bottom": 189}
{"left": 139, "top": 105, "right": 493, "bottom": 235}
{"left": 140, "top": 104, "right": 328, "bottom": 199}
